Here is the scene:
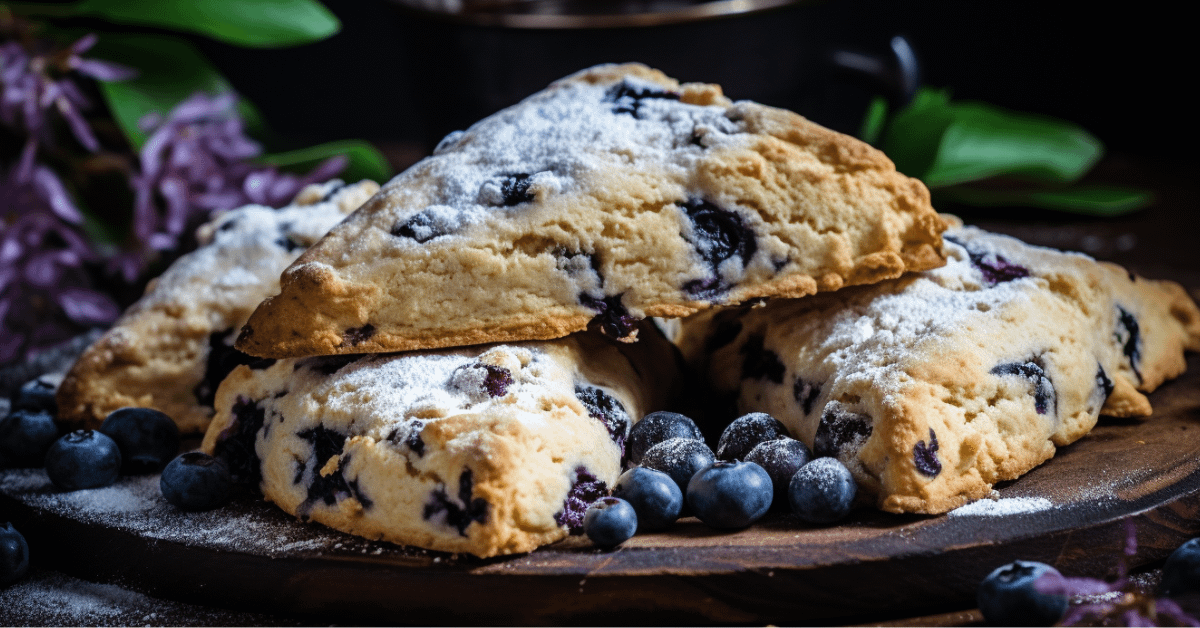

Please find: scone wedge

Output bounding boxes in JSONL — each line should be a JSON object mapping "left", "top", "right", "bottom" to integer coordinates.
{"left": 236, "top": 63, "right": 946, "bottom": 359}
{"left": 56, "top": 180, "right": 379, "bottom": 434}
{"left": 201, "top": 323, "right": 679, "bottom": 557}
{"left": 678, "top": 222, "right": 1200, "bottom": 514}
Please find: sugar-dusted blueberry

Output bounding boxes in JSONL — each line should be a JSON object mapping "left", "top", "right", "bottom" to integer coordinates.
{"left": 0, "top": 409, "right": 59, "bottom": 468}
{"left": 604, "top": 79, "right": 680, "bottom": 117}
{"left": 99, "top": 407, "right": 180, "bottom": 474}
{"left": 813, "top": 402, "right": 872, "bottom": 459}
{"left": 990, "top": 360, "right": 1056, "bottom": 416}
{"left": 1115, "top": 305, "right": 1143, "bottom": 382}
{"left": 788, "top": 457, "right": 856, "bottom": 524}
{"left": 584, "top": 497, "right": 638, "bottom": 548}
{"left": 977, "top": 560, "right": 1067, "bottom": 626}
{"left": 1160, "top": 538, "right": 1200, "bottom": 597}
{"left": 746, "top": 438, "right": 812, "bottom": 504}
{"left": 11, "top": 375, "right": 59, "bottom": 414}
{"left": 44, "top": 430, "right": 122, "bottom": 491}
{"left": 740, "top": 334, "right": 785, "bottom": 383}
{"left": 555, "top": 466, "right": 607, "bottom": 533}
{"left": 641, "top": 437, "right": 716, "bottom": 495}
{"left": 500, "top": 173, "right": 535, "bottom": 206}
{"left": 160, "top": 452, "right": 233, "bottom": 511}
{"left": 913, "top": 428, "right": 941, "bottom": 477}
{"left": 716, "top": 412, "right": 789, "bottom": 461}
{"left": 626, "top": 411, "right": 704, "bottom": 467}
{"left": 391, "top": 211, "right": 443, "bottom": 243}
{"left": 575, "top": 385, "right": 632, "bottom": 455}
{"left": 612, "top": 467, "right": 683, "bottom": 532}
{"left": 687, "top": 460, "right": 773, "bottom": 529}
{"left": 945, "top": 236, "right": 1031, "bottom": 287}
{"left": 1, "top": 522, "right": 29, "bottom": 587}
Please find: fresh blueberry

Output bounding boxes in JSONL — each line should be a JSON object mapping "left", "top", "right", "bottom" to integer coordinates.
{"left": 640, "top": 437, "right": 716, "bottom": 495}
{"left": 626, "top": 411, "right": 704, "bottom": 467}
{"left": 44, "top": 430, "right": 122, "bottom": 491}
{"left": 745, "top": 438, "right": 812, "bottom": 505}
{"left": 788, "top": 457, "right": 856, "bottom": 524}
{"left": 686, "top": 460, "right": 773, "bottom": 529}
{"left": 1, "top": 522, "right": 29, "bottom": 587}
{"left": 99, "top": 407, "right": 180, "bottom": 474}
{"left": 160, "top": 452, "right": 233, "bottom": 511}
{"left": 584, "top": 497, "right": 638, "bottom": 548}
{"left": 716, "top": 412, "right": 790, "bottom": 461}
{"left": 11, "top": 375, "right": 59, "bottom": 414}
{"left": 0, "top": 409, "right": 59, "bottom": 468}
{"left": 1160, "top": 538, "right": 1200, "bottom": 597}
{"left": 612, "top": 467, "right": 683, "bottom": 532}
{"left": 976, "top": 560, "right": 1067, "bottom": 626}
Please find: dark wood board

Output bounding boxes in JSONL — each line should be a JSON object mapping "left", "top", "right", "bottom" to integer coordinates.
{"left": 3, "top": 353, "right": 1200, "bottom": 625}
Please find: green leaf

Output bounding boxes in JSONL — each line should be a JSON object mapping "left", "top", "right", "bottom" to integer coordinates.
{"left": 90, "top": 33, "right": 265, "bottom": 149}
{"left": 858, "top": 96, "right": 889, "bottom": 145}
{"left": 879, "top": 88, "right": 956, "bottom": 180}
{"left": 258, "top": 140, "right": 393, "bottom": 185}
{"left": 72, "top": 0, "right": 340, "bottom": 48}
{"left": 922, "top": 102, "right": 1104, "bottom": 188}
{"left": 936, "top": 184, "right": 1153, "bottom": 216}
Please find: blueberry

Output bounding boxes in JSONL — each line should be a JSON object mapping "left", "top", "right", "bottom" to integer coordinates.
{"left": 499, "top": 173, "right": 535, "bottom": 206}
{"left": 1116, "top": 306, "right": 1143, "bottom": 382}
{"left": 0, "top": 409, "right": 59, "bottom": 468}
{"left": 626, "top": 411, "right": 704, "bottom": 467}
{"left": 99, "top": 407, "right": 180, "bottom": 474}
{"left": 1160, "top": 538, "right": 1200, "bottom": 597}
{"left": 976, "top": 560, "right": 1067, "bottom": 626}
{"left": 813, "top": 402, "right": 872, "bottom": 459}
{"left": 686, "top": 460, "right": 773, "bottom": 529}
{"left": 612, "top": 467, "right": 683, "bottom": 532}
{"left": 1, "top": 522, "right": 29, "bottom": 587}
{"left": 745, "top": 438, "right": 812, "bottom": 504}
{"left": 575, "top": 385, "right": 632, "bottom": 455}
{"left": 160, "top": 452, "right": 233, "bottom": 511}
{"left": 11, "top": 375, "right": 59, "bottom": 414}
{"left": 44, "top": 430, "right": 122, "bottom": 491}
{"left": 641, "top": 437, "right": 716, "bottom": 495}
{"left": 580, "top": 293, "right": 639, "bottom": 340}
{"left": 788, "top": 457, "right": 856, "bottom": 524}
{"left": 583, "top": 497, "right": 638, "bottom": 548}
{"left": 554, "top": 467, "right": 606, "bottom": 533}
{"left": 990, "top": 361, "right": 1056, "bottom": 416}
{"left": 716, "top": 412, "right": 790, "bottom": 461}
{"left": 680, "top": 199, "right": 757, "bottom": 299}
{"left": 912, "top": 428, "right": 942, "bottom": 478}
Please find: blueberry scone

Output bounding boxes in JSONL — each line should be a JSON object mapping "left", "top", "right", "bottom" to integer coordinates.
{"left": 678, "top": 222, "right": 1200, "bottom": 514}
{"left": 56, "top": 180, "right": 380, "bottom": 434}
{"left": 235, "top": 63, "right": 946, "bottom": 359}
{"left": 200, "top": 324, "right": 678, "bottom": 557}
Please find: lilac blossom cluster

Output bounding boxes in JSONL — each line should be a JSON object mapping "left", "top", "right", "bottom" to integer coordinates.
{"left": 1035, "top": 521, "right": 1200, "bottom": 626}
{"left": 2, "top": 31, "right": 347, "bottom": 364}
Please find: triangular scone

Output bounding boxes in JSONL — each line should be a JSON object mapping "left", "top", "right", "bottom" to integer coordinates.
{"left": 201, "top": 323, "right": 678, "bottom": 557}
{"left": 677, "top": 222, "right": 1200, "bottom": 514}
{"left": 56, "top": 180, "right": 379, "bottom": 434}
{"left": 236, "top": 63, "right": 946, "bottom": 359}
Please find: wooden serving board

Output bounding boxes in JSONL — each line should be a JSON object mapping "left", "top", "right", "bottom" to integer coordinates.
{"left": 3, "top": 353, "right": 1200, "bottom": 625}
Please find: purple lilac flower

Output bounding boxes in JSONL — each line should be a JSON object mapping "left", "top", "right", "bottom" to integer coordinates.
{"left": 0, "top": 33, "right": 135, "bottom": 181}
{"left": 1, "top": 163, "right": 119, "bottom": 363}
{"left": 120, "top": 91, "right": 346, "bottom": 281}
{"left": 1035, "top": 520, "right": 1200, "bottom": 626}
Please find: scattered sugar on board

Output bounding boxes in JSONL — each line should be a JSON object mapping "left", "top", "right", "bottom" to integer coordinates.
{"left": 948, "top": 497, "right": 1053, "bottom": 517}
{"left": 0, "top": 570, "right": 299, "bottom": 626}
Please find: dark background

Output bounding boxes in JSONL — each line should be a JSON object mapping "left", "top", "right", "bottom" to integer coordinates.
{"left": 193, "top": 0, "right": 1196, "bottom": 169}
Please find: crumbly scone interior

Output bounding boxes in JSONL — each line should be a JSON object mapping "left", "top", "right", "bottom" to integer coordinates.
{"left": 236, "top": 63, "right": 945, "bottom": 359}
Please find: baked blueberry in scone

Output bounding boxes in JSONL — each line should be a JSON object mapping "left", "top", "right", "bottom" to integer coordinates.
{"left": 235, "top": 63, "right": 946, "bottom": 359}
{"left": 200, "top": 323, "right": 679, "bottom": 558}
{"left": 56, "top": 180, "right": 379, "bottom": 434}
{"left": 677, "top": 221, "right": 1200, "bottom": 514}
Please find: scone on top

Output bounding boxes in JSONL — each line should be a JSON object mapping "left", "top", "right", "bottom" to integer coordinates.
{"left": 56, "top": 180, "right": 380, "bottom": 435}
{"left": 677, "top": 221, "right": 1200, "bottom": 514}
{"left": 235, "top": 63, "right": 947, "bottom": 359}
{"left": 200, "top": 322, "right": 679, "bottom": 558}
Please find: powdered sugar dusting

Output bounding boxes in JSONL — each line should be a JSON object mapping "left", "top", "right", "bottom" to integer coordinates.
{"left": 948, "top": 496, "right": 1053, "bottom": 517}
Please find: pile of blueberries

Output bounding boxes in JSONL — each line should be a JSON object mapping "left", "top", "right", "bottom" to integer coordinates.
{"left": 583, "top": 410, "right": 857, "bottom": 547}
{"left": 1, "top": 376, "right": 235, "bottom": 587}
